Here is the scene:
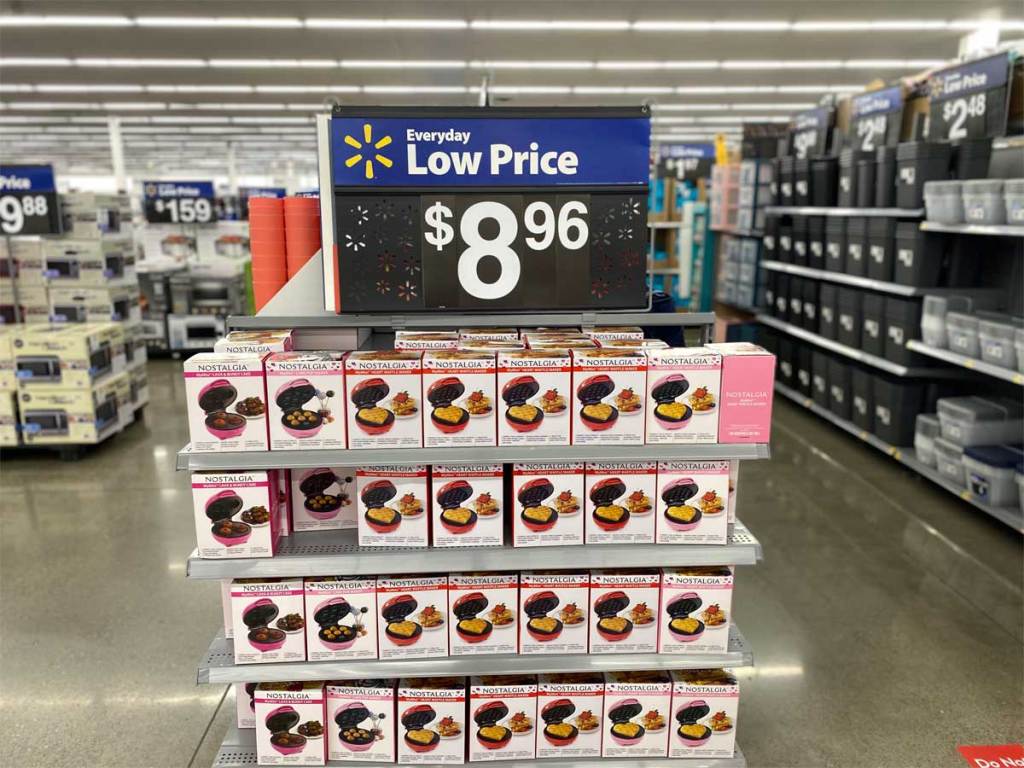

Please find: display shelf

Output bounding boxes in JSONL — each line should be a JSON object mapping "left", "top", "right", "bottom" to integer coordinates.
{"left": 775, "top": 381, "right": 1024, "bottom": 532}
{"left": 905, "top": 340, "right": 1024, "bottom": 386}
{"left": 919, "top": 221, "right": 1024, "bottom": 237}
{"left": 648, "top": 220, "right": 686, "bottom": 229}
{"left": 760, "top": 260, "right": 927, "bottom": 297}
{"left": 764, "top": 206, "right": 924, "bottom": 218}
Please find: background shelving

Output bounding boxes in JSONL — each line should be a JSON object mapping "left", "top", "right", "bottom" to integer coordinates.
{"left": 905, "top": 340, "right": 1024, "bottom": 386}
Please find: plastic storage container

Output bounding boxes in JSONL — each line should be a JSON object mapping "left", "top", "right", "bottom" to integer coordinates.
{"left": 779, "top": 156, "right": 795, "bottom": 205}
{"left": 763, "top": 215, "right": 779, "bottom": 261}
{"left": 867, "top": 217, "right": 897, "bottom": 281}
{"left": 777, "top": 337, "right": 795, "bottom": 387}
{"left": 824, "top": 217, "right": 846, "bottom": 273}
{"left": 807, "top": 216, "right": 826, "bottom": 270}
{"left": 794, "top": 158, "right": 812, "bottom": 205}
{"left": 810, "top": 156, "right": 838, "bottom": 207}
{"left": 861, "top": 293, "right": 885, "bottom": 356}
{"left": 893, "top": 222, "right": 942, "bottom": 287}
{"left": 946, "top": 311, "right": 980, "bottom": 357}
{"left": 828, "top": 357, "right": 852, "bottom": 420}
{"left": 778, "top": 221, "right": 793, "bottom": 263}
{"left": 855, "top": 154, "right": 877, "bottom": 208}
{"left": 962, "top": 179, "right": 1006, "bottom": 225}
{"left": 936, "top": 396, "right": 1024, "bottom": 447}
{"left": 788, "top": 276, "right": 804, "bottom": 323}
{"left": 818, "top": 283, "right": 838, "bottom": 340}
{"left": 884, "top": 296, "right": 923, "bottom": 366}
{"left": 978, "top": 314, "right": 1023, "bottom": 370}
{"left": 923, "top": 180, "right": 964, "bottom": 224}
{"left": 914, "top": 413, "right": 941, "bottom": 467}
{"left": 838, "top": 149, "right": 871, "bottom": 208}
{"left": 1005, "top": 179, "right": 1024, "bottom": 224}
{"left": 896, "top": 141, "right": 953, "bottom": 210}
{"left": 1016, "top": 327, "right": 1024, "bottom": 375}
{"left": 773, "top": 273, "right": 790, "bottom": 320}
{"left": 964, "top": 445, "right": 1023, "bottom": 507}
{"left": 875, "top": 145, "right": 897, "bottom": 208}
{"left": 802, "top": 278, "right": 819, "bottom": 331}
{"left": 873, "top": 376, "right": 923, "bottom": 445}
{"left": 934, "top": 436, "right": 966, "bottom": 487}
{"left": 837, "top": 287, "right": 863, "bottom": 349}
{"left": 952, "top": 137, "right": 992, "bottom": 180}
{"left": 850, "top": 366, "right": 874, "bottom": 432}
{"left": 811, "top": 350, "right": 830, "bottom": 408}
{"left": 845, "top": 217, "right": 869, "bottom": 276}
{"left": 791, "top": 216, "right": 808, "bottom": 266}
{"left": 795, "top": 343, "right": 812, "bottom": 396}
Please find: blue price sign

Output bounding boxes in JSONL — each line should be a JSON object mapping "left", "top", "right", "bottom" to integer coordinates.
{"left": 928, "top": 53, "right": 1011, "bottom": 140}
{"left": 143, "top": 180, "right": 216, "bottom": 224}
{"left": 850, "top": 86, "right": 904, "bottom": 150}
{"left": 0, "top": 164, "right": 61, "bottom": 236}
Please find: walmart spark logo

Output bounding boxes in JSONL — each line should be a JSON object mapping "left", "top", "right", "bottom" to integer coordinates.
{"left": 343, "top": 123, "right": 393, "bottom": 180}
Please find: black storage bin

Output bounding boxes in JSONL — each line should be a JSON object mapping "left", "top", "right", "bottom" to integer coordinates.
{"left": 892, "top": 222, "right": 942, "bottom": 287}
{"left": 764, "top": 270, "right": 778, "bottom": 317}
{"left": 837, "top": 287, "right": 863, "bottom": 348}
{"left": 779, "top": 155, "right": 795, "bottom": 204}
{"left": 811, "top": 350, "right": 830, "bottom": 408}
{"left": 791, "top": 215, "right": 808, "bottom": 266}
{"left": 810, "top": 156, "right": 838, "bottom": 207}
{"left": 787, "top": 276, "right": 804, "bottom": 323}
{"left": 807, "top": 216, "right": 826, "bottom": 270}
{"left": 872, "top": 375, "right": 924, "bottom": 445}
{"left": 824, "top": 217, "right": 846, "bottom": 273}
{"left": 850, "top": 366, "right": 875, "bottom": 432}
{"left": 763, "top": 215, "right": 779, "bottom": 261}
{"left": 838, "top": 149, "right": 872, "bottom": 207}
{"left": 855, "top": 154, "right": 877, "bottom": 208}
{"left": 828, "top": 357, "right": 852, "bottom": 420}
{"left": 953, "top": 137, "right": 992, "bottom": 180}
{"left": 777, "top": 337, "right": 795, "bottom": 387}
{"left": 802, "top": 278, "right": 819, "bottom": 331}
{"left": 818, "top": 283, "right": 839, "bottom": 339}
{"left": 844, "top": 216, "right": 869, "bottom": 277}
{"left": 777, "top": 221, "right": 793, "bottom": 264}
{"left": 860, "top": 293, "right": 885, "bottom": 356}
{"left": 896, "top": 141, "right": 952, "bottom": 209}
{"left": 795, "top": 343, "right": 813, "bottom": 396}
{"left": 874, "top": 146, "right": 897, "bottom": 208}
{"left": 794, "top": 158, "right": 812, "bottom": 205}
{"left": 884, "top": 296, "right": 923, "bottom": 366}
{"left": 773, "top": 273, "right": 790, "bottom": 320}
{"left": 866, "top": 216, "right": 897, "bottom": 282}
{"left": 769, "top": 157, "right": 782, "bottom": 205}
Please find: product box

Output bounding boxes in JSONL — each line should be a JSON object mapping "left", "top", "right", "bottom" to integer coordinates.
{"left": 394, "top": 331, "right": 458, "bottom": 351}
{"left": 266, "top": 352, "right": 346, "bottom": 450}
{"left": 704, "top": 342, "right": 776, "bottom": 443}
{"left": 222, "top": 580, "right": 234, "bottom": 638}
{"left": 585, "top": 326, "right": 645, "bottom": 342}
{"left": 130, "top": 364, "right": 150, "bottom": 410}
{"left": 255, "top": 682, "right": 326, "bottom": 766}
{"left": 571, "top": 349, "right": 647, "bottom": 445}
{"left": 17, "top": 374, "right": 122, "bottom": 444}
{"left": 518, "top": 571, "right": 589, "bottom": 655}
{"left": 422, "top": 350, "right": 497, "bottom": 447}
{"left": 468, "top": 675, "right": 538, "bottom": 762}
{"left": 658, "top": 567, "right": 734, "bottom": 654}
{"left": 326, "top": 679, "right": 397, "bottom": 763}
{"left": 669, "top": 669, "right": 739, "bottom": 759}
{"left": 236, "top": 682, "right": 257, "bottom": 729}
{"left": 397, "top": 677, "right": 466, "bottom": 764}
{"left": 183, "top": 351, "right": 269, "bottom": 453}
{"left": 290, "top": 467, "right": 356, "bottom": 532}
{"left": 191, "top": 470, "right": 280, "bottom": 559}
{"left": 598, "top": 338, "right": 669, "bottom": 351}
{"left": 377, "top": 575, "right": 449, "bottom": 660}
{"left": 214, "top": 329, "right": 294, "bottom": 355}
{"left": 277, "top": 468, "right": 292, "bottom": 537}
{"left": 13, "top": 285, "right": 51, "bottom": 324}
{"left": 645, "top": 348, "right": 722, "bottom": 444}
{"left": 112, "top": 368, "right": 135, "bottom": 431}
{"left": 304, "top": 577, "right": 378, "bottom": 662}
{"left": 48, "top": 284, "right": 141, "bottom": 325}
{"left": 511, "top": 463, "right": 585, "bottom": 548}
{"left": 496, "top": 349, "right": 571, "bottom": 446}
{"left": 345, "top": 350, "right": 423, "bottom": 450}
{"left": 602, "top": 671, "right": 672, "bottom": 758}
{"left": 125, "top": 322, "right": 148, "bottom": 370}
{"left": 727, "top": 463, "right": 738, "bottom": 524}
{"left": 458, "top": 340, "right": 525, "bottom": 354}
{"left": 531, "top": 338, "right": 598, "bottom": 351}
{"left": 584, "top": 462, "right": 657, "bottom": 545}
{"left": 231, "top": 578, "right": 307, "bottom": 665}
{"left": 0, "top": 389, "right": 18, "bottom": 446}
{"left": 357, "top": 466, "right": 430, "bottom": 548}
{"left": 13, "top": 322, "right": 126, "bottom": 389}
{"left": 588, "top": 570, "right": 660, "bottom": 655}
{"left": 0, "top": 327, "right": 15, "bottom": 390}
{"left": 41, "top": 237, "right": 135, "bottom": 286}
{"left": 448, "top": 572, "right": 519, "bottom": 656}
{"left": 459, "top": 328, "right": 518, "bottom": 342}
{"left": 431, "top": 464, "right": 504, "bottom": 548}
{"left": 536, "top": 673, "right": 605, "bottom": 759}
{"left": 654, "top": 462, "right": 730, "bottom": 545}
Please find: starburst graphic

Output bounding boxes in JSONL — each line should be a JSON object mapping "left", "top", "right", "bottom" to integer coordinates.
{"left": 376, "top": 279, "right": 391, "bottom": 295}
{"left": 591, "top": 278, "right": 610, "bottom": 299}
{"left": 343, "top": 233, "right": 364, "bottom": 252}
{"left": 344, "top": 123, "right": 393, "bottom": 180}
{"left": 402, "top": 256, "right": 421, "bottom": 275}
{"left": 349, "top": 204, "right": 369, "bottom": 225}
{"left": 398, "top": 281, "right": 418, "bottom": 302}
{"left": 378, "top": 252, "right": 396, "bottom": 272}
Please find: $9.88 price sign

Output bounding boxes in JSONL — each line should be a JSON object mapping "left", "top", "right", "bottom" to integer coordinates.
{"left": 0, "top": 164, "right": 61, "bottom": 236}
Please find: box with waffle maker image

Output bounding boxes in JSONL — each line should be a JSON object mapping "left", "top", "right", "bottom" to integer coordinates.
{"left": 511, "top": 462, "right": 584, "bottom": 547}
{"left": 658, "top": 567, "right": 734, "bottom": 654}
{"left": 583, "top": 462, "right": 657, "bottom": 545}
{"left": 496, "top": 348, "right": 571, "bottom": 446}
{"left": 422, "top": 350, "right": 496, "bottom": 447}
{"left": 396, "top": 677, "right": 466, "bottom": 764}
{"left": 431, "top": 464, "right": 503, "bottom": 548}
{"left": 669, "top": 669, "right": 739, "bottom": 759}
{"left": 654, "top": 461, "right": 730, "bottom": 545}
{"left": 570, "top": 348, "right": 647, "bottom": 445}
{"left": 448, "top": 572, "right": 519, "bottom": 656}
{"left": 601, "top": 671, "right": 671, "bottom": 758}
{"left": 535, "top": 673, "right": 605, "bottom": 759}
{"left": 376, "top": 575, "right": 448, "bottom": 660}
{"left": 345, "top": 350, "right": 423, "bottom": 449}
{"left": 468, "top": 675, "right": 538, "bottom": 762}
{"left": 518, "top": 571, "right": 589, "bottom": 655}
{"left": 357, "top": 466, "right": 429, "bottom": 548}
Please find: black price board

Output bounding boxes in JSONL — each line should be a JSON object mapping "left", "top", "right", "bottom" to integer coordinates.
{"left": 143, "top": 180, "right": 216, "bottom": 224}
{"left": 789, "top": 108, "right": 833, "bottom": 159}
{"left": 656, "top": 142, "right": 715, "bottom": 181}
{"left": 849, "top": 86, "right": 904, "bottom": 150}
{"left": 0, "top": 165, "right": 62, "bottom": 236}
{"left": 928, "top": 53, "right": 1011, "bottom": 141}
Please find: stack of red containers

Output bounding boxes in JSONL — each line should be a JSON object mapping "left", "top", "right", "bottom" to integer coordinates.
{"left": 284, "top": 196, "right": 322, "bottom": 279}
{"left": 248, "top": 197, "right": 287, "bottom": 311}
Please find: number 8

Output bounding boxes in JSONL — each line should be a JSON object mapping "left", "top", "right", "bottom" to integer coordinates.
{"left": 458, "top": 201, "right": 521, "bottom": 300}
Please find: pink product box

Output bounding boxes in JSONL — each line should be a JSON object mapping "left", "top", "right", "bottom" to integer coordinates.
{"left": 570, "top": 349, "right": 647, "bottom": 446}
{"left": 602, "top": 671, "right": 672, "bottom": 758}
{"left": 394, "top": 331, "right": 459, "bottom": 351}
{"left": 327, "top": 679, "right": 397, "bottom": 763}
{"left": 511, "top": 463, "right": 585, "bottom": 548}
{"left": 728, "top": 462, "right": 738, "bottom": 524}
{"left": 535, "top": 673, "right": 605, "bottom": 759}
{"left": 183, "top": 352, "right": 269, "bottom": 453}
{"left": 357, "top": 466, "right": 430, "bottom": 548}
{"left": 645, "top": 348, "right": 722, "bottom": 445}
{"left": 397, "top": 677, "right": 466, "bottom": 764}
{"left": 448, "top": 572, "right": 519, "bottom": 656}
{"left": 654, "top": 461, "right": 731, "bottom": 545}
{"left": 236, "top": 682, "right": 257, "bottom": 729}
{"left": 518, "top": 571, "right": 589, "bottom": 655}
{"left": 422, "top": 351, "right": 497, "bottom": 447}
{"left": 304, "top": 577, "right": 378, "bottom": 662}
{"left": 276, "top": 469, "right": 292, "bottom": 537}
{"left": 377, "top": 575, "right": 449, "bottom": 660}
{"left": 669, "top": 670, "right": 739, "bottom": 759}
{"left": 432, "top": 464, "right": 504, "bottom": 548}
{"left": 705, "top": 343, "right": 776, "bottom": 443}
{"left": 468, "top": 676, "right": 538, "bottom": 762}
{"left": 583, "top": 462, "right": 657, "bottom": 545}
{"left": 231, "top": 578, "right": 307, "bottom": 664}
{"left": 290, "top": 467, "right": 356, "bottom": 532}
{"left": 255, "top": 682, "right": 326, "bottom": 766}
{"left": 658, "top": 567, "right": 734, "bottom": 654}
{"left": 458, "top": 328, "right": 518, "bottom": 342}
{"left": 496, "top": 349, "right": 571, "bottom": 446}
{"left": 585, "top": 326, "right": 644, "bottom": 342}
{"left": 344, "top": 350, "right": 423, "bottom": 450}
{"left": 588, "top": 571, "right": 661, "bottom": 655}
{"left": 266, "top": 352, "right": 346, "bottom": 451}
{"left": 214, "top": 329, "right": 293, "bottom": 355}
{"left": 192, "top": 471, "right": 279, "bottom": 559}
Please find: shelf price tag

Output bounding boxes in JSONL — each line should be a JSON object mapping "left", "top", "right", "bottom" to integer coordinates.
{"left": 656, "top": 142, "right": 715, "bottom": 181}
{"left": 850, "top": 86, "right": 904, "bottom": 151}
{"left": 143, "top": 180, "right": 216, "bottom": 224}
{"left": 928, "top": 53, "right": 1011, "bottom": 141}
{"left": 0, "top": 165, "right": 62, "bottom": 236}
{"left": 789, "top": 108, "right": 833, "bottom": 159}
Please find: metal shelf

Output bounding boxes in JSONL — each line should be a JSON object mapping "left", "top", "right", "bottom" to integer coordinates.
{"left": 187, "top": 521, "right": 762, "bottom": 579}
{"left": 765, "top": 206, "right": 924, "bottom": 218}
{"left": 920, "top": 221, "right": 1024, "bottom": 237}
{"left": 760, "top": 260, "right": 925, "bottom": 297}
{"left": 775, "top": 382, "right": 1024, "bottom": 533}
{"left": 198, "top": 625, "right": 753, "bottom": 684}
{"left": 905, "top": 340, "right": 1024, "bottom": 386}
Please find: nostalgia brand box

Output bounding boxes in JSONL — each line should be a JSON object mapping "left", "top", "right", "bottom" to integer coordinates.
{"left": 255, "top": 682, "right": 326, "bottom": 766}
{"left": 448, "top": 572, "right": 519, "bottom": 656}
{"left": 290, "top": 467, "right": 356, "bottom": 532}
{"left": 645, "top": 348, "right": 722, "bottom": 444}
{"left": 571, "top": 349, "right": 647, "bottom": 445}
{"left": 266, "top": 352, "right": 346, "bottom": 451}
{"left": 192, "top": 470, "right": 280, "bottom": 559}
{"left": 183, "top": 351, "right": 269, "bottom": 453}
{"left": 422, "top": 350, "right": 497, "bottom": 447}
{"left": 468, "top": 676, "right": 538, "bottom": 762}
{"left": 431, "top": 464, "right": 504, "bottom": 548}
{"left": 327, "top": 679, "right": 397, "bottom": 763}
{"left": 602, "top": 671, "right": 672, "bottom": 758}
{"left": 585, "top": 326, "right": 645, "bottom": 342}
{"left": 458, "top": 328, "right": 518, "bottom": 342}
{"left": 236, "top": 682, "right": 257, "bottom": 729}
{"left": 584, "top": 462, "right": 657, "bottom": 545}
{"left": 345, "top": 350, "right": 423, "bottom": 450}
{"left": 394, "top": 331, "right": 459, "bottom": 351}
{"left": 496, "top": 349, "right": 571, "bottom": 446}
{"left": 303, "top": 576, "right": 378, "bottom": 662}
{"left": 705, "top": 343, "right": 775, "bottom": 443}
{"left": 396, "top": 677, "right": 466, "bottom": 765}
{"left": 669, "top": 669, "right": 739, "bottom": 759}
{"left": 214, "top": 329, "right": 294, "bottom": 355}
{"left": 536, "top": 673, "right": 605, "bottom": 759}
{"left": 519, "top": 571, "right": 590, "bottom": 655}
{"left": 512, "top": 463, "right": 585, "bottom": 548}
{"left": 654, "top": 461, "right": 730, "bottom": 545}
{"left": 588, "top": 570, "right": 660, "bottom": 655}
{"left": 377, "top": 575, "right": 449, "bottom": 660}
{"left": 231, "top": 578, "right": 307, "bottom": 665}
{"left": 357, "top": 466, "right": 430, "bottom": 548}
{"left": 658, "top": 567, "right": 734, "bottom": 654}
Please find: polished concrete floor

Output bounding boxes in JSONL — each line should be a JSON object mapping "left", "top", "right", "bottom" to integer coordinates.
{"left": 1, "top": 358, "right": 1020, "bottom": 768}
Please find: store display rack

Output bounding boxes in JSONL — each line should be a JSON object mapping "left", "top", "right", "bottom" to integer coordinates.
{"left": 764, "top": 206, "right": 924, "bottom": 218}
{"left": 760, "top": 260, "right": 930, "bottom": 297}
{"left": 648, "top": 221, "right": 686, "bottom": 229}
{"left": 711, "top": 227, "right": 763, "bottom": 238}
{"left": 905, "top": 340, "right": 1024, "bottom": 386}
{"left": 919, "top": 221, "right": 1024, "bottom": 237}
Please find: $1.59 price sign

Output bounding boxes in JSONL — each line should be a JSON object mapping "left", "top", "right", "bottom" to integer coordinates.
{"left": 143, "top": 180, "right": 216, "bottom": 225}
{"left": 928, "top": 53, "right": 1010, "bottom": 141}
{"left": 0, "top": 165, "right": 62, "bottom": 236}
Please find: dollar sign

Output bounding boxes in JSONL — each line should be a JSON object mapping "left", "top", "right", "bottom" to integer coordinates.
{"left": 424, "top": 201, "right": 454, "bottom": 252}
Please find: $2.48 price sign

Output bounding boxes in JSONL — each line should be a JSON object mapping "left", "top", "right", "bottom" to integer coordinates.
{"left": 0, "top": 165, "right": 61, "bottom": 236}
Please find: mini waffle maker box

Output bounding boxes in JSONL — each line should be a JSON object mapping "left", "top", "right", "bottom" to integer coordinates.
{"left": 496, "top": 349, "right": 571, "bottom": 446}
{"left": 432, "top": 464, "right": 504, "bottom": 548}
{"left": 468, "top": 675, "right": 538, "bottom": 762}
{"left": 588, "top": 570, "right": 661, "bottom": 655}
{"left": 236, "top": 682, "right": 257, "bottom": 728}
{"left": 512, "top": 463, "right": 585, "bottom": 547}
{"left": 192, "top": 471, "right": 280, "bottom": 559}
{"left": 326, "top": 678, "right": 397, "bottom": 763}
{"left": 231, "top": 578, "right": 306, "bottom": 664}
{"left": 396, "top": 677, "right": 466, "bottom": 764}
{"left": 394, "top": 331, "right": 458, "bottom": 351}
{"left": 571, "top": 349, "right": 647, "bottom": 445}
{"left": 518, "top": 571, "right": 590, "bottom": 655}
{"left": 669, "top": 669, "right": 739, "bottom": 759}
{"left": 183, "top": 351, "right": 269, "bottom": 453}
{"left": 290, "top": 467, "right": 356, "bottom": 533}
{"left": 658, "top": 567, "right": 734, "bottom": 654}
{"left": 448, "top": 572, "right": 519, "bottom": 656}
{"left": 214, "top": 329, "right": 294, "bottom": 355}
{"left": 645, "top": 348, "right": 723, "bottom": 445}
{"left": 344, "top": 350, "right": 423, "bottom": 450}
{"left": 357, "top": 466, "right": 430, "bottom": 548}
{"left": 536, "top": 673, "right": 605, "bottom": 759}
{"left": 584, "top": 462, "right": 657, "bottom": 545}
{"left": 255, "top": 682, "right": 326, "bottom": 766}
{"left": 655, "top": 461, "right": 730, "bottom": 545}
{"left": 266, "top": 352, "right": 346, "bottom": 451}
{"left": 602, "top": 671, "right": 672, "bottom": 758}
{"left": 304, "top": 577, "right": 378, "bottom": 662}
{"left": 704, "top": 342, "right": 776, "bottom": 443}
{"left": 422, "top": 351, "right": 497, "bottom": 448}
{"left": 458, "top": 328, "right": 518, "bottom": 342}
{"left": 376, "top": 575, "right": 449, "bottom": 660}
{"left": 585, "top": 326, "right": 645, "bottom": 342}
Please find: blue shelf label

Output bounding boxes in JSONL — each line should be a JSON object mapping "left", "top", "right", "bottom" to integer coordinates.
{"left": 851, "top": 86, "right": 904, "bottom": 118}
{"left": 239, "top": 186, "right": 286, "bottom": 199}
{"left": 142, "top": 181, "right": 215, "bottom": 200}
{"left": 0, "top": 164, "right": 56, "bottom": 193}
{"left": 930, "top": 53, "right": 1010, "bottom": 101}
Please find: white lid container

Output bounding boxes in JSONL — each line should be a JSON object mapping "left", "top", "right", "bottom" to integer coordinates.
{"left": 936, "top": 396, "right": 1024, "bottom": 446}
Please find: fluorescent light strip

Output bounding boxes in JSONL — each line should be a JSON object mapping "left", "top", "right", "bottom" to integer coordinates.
{"left": 634, "top": 21, "right": 789, "bottom": 31}
{"left": 148, "top": 85, "right": 255, "bottom": 93}
{"left": 0, "top": 15, "right": 132, "bottom": 26}
{"left": 362, "top": 85, "right": 473, "bottom": 94}
{"left": 209, "top": 59, "right": 337, "bottom": 68}
{"left": 136, "top": 16, "right": 302, "bottom": 28}
{"left": 306, "top": 18, "right": 466, "bottom": 29}
{"left": 595, "top": 61, "right": 719, "bottom": 70}
{"left": 490, "top": 86, "right": 573, "bottom": 95}
{"left": 340, "top": 60, "right": 466, "bottom": 69}
{"left": 470, "top": 20, "right": 630, "bottom": 30}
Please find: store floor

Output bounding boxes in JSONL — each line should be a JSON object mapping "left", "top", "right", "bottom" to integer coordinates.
{"left": 1, "top": 358, "right": 1020, "bottom": 768}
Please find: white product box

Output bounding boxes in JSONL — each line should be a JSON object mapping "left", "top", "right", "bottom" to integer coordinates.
{"left": 394, "top": 331, "right": 458, "bottom": 351}
{"left": 511, "top": 463, "right": 585, "bottom": 548}
{"left": 191, "top": 471, "right": 280, "bottom": 559}
{"left": 655, "top": 461, "right": 730, "bottom": 545}
{"left": 468, "top": 676, "right": 538, "bottom": 762}
{"left": 645, "top": 348, "right": 722, "bottom": 444}
{"left": 397, "top": 677, "right": 466, "bottom": 764}
{"left": 458, "top": 340, "right": 525, "bottom": 354}
{"left": 571, "top": 349, "right": 647, "bottom": 445}
{"left": 458, "top": 328, "right": 518, "bottom": 342}
{"left": 518, "top": 571, "right": 589, "bottom": 655}
{"left": 231, "top": 578, "right": 307, "bottom": 665}
{"left": 345, "top": 350, "right": 423, "bottom": 450}
{"left": 588, "top": 571, "right": 660, "bottom": 655}
{"left": 536, "top": 673, "right": 605, "bottom": 760}
{"left": 531, "top": 339, "right": 597, "bottom": 351}
{"left": 357, "top": 466, "right": 430, "bottom": 548}
{"left": 304, "top": 577, "right": 378, "bottom": 662}
{"left": 422, "top": 350, "right": 497, "bottom": 447}
{"left": 214, "top": 329, "right": 294, "bottom": 355}
{"left": 48, "top": 284, "right": 141, "bottom": 325}
{"left": 236, "top": 682, "right": 257, "bottom": 729}
{"left": 183, "top": 352, "right": 269, "bottom": 453}
{"left": 669, "top": 670, "right": 739, "bottom": 759}
{"left": 42, "top": 237, "right": 135, "bottom": 286}
{"left": 728, "top": 462, "right": 738, "bottom": 524}
{"left": 496, "top": 349, "right": 571, "bottom": 446}
{"left": 431, "top": 464, "right": 504, "bottom": 548}
{"left": 377, "top": 575, "right": 449, "bottom": 660}
{"left": 0, "top": 388, "right": 17, "bottom": 446}
{"left": 266, "top": 352, "right": 346, "bottom": 451}
{"left": 583, "top": 462, "right": 657, "bottom": 545}
{"left": 658, "top": 567, "right": 734, "bottom": 654}
{"left": 602, "top": 671, "right": 672, "bottom": 758}
{"left": 0, "top": 327, "right": 14, "bottom": 390}
{"left": 290, "top": 467, "right": 356, "bottom": 532}
{"left": 255, "top": 682, "right": 326, "bottom": 766}
{"left": 449, "top": 572, "right": 519, "bottom": 656}
{"left": 585, "top": 326, "right": 644, "bottom": 342}
{"left": 599, "top": 338, "right": 668, "bottom": 351}
{"left": 327, "top": 679, "right": 397, "bottom": 763}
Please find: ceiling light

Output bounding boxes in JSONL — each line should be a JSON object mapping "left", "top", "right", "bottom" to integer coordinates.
{"left": 76, "top": 58, "right": 207, "bottom": 67}
{"left": 792, "top": 20, "right": 948, "bottom": 31}
{"left": 2, "top": 102, "right": 99, "bottom": 110}
{"left": 340, "top": 60, "right": 466, "bottom": 69}
{"left": 147, "top": 85, "right": 254, "bottom": 93}
{"left": 844, "top": 59, "right": 945, "bottom": 68}
{"left": 255, "top": 85, "right": 358, "bottom": 93}
{"left": 209, "top": 59, "right": 336, "bottom": 68}
{"left": 571, "top": 86, "right": 626, "bottom": 94}
{"left": 595, "top": 61, "right": 720, "bottom": 70}
{"left": 653, "top": 104, "right": 731, "bottom": 111}
{"left": 624, "top": 86, "right": 674, "bottom": 94}
{"left": 693, "top": 116, "right": 789, "bottom": 123}
{"left": 0, "top": 84, "right": 33, "bottom": 92}
{"left": 0, "top": 14, "right": 132, "bottom": 26}
{"left": 362, "top": 85, "right": 471, "bottom": 94}
{"left": 150, "top": 116, "right": 231, "bottom": 124}
{"left": 232, "top": 117, "right": 312, "bottom": 124}
{"left": 0, "top": 57, "right": 73, "bottom": 66}
{"left": 306, "top": 18, "right": 466, "bottom": 29}
{"left": 633, "top": 20, "right": 789, "bottom": 31}
{"left": 102, "top": 102, "right": 167, "bottom": 110}
{"left": 470, "top": 20, "right": 629, "bottom": 31}
{"left": 136, "top": 16, "right": 302, "bottom": 28}
{"left": 651, "top": 117, "right": 698, "bottom": 125}
{"left": 471, "top": 60, "right": 594, "bottom": 69}
{"left": 193, "top": 103, "right": 287, "bottom": 110}
{"left": 37, "top": 84, "right": 144, "bottom": 93}
{"left": 777, "top": 84, "right": 862, "bottom": 92}
{"left": 489, "top": 86, "right": 573, "bottom": 94}
{"left": 721, "top": 60, "right": 843, "bottom": 69}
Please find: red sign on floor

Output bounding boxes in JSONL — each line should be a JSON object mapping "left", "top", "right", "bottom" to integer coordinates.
{"left": 958, "top": 744, "right": 1024, "bottom": 768}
